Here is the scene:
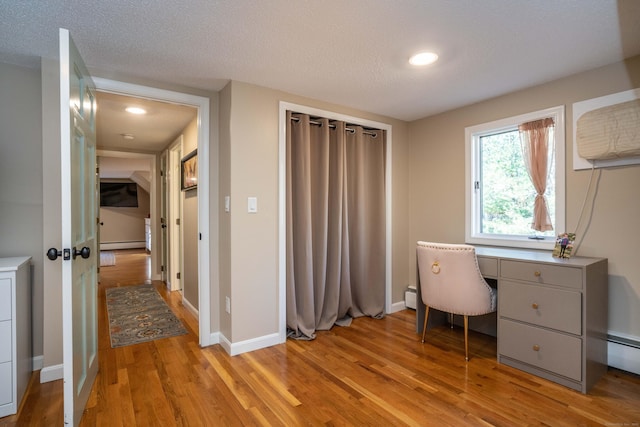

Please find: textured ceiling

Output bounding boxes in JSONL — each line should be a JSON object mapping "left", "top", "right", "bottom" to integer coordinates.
{"left": 1, "top": 0, "right": 640, "bottom": 124}
{"left": 96, "top": 92, "right": 196, "bottom": 152}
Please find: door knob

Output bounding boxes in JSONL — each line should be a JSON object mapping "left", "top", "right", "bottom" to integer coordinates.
{"left": 47, "top": 248, "right": 71, "bottom": 261}
{"left": 47, "top": 248, "right": 62, "bottom": 261}
{"left": 73, "top": 246, "right": 91, "bottom": 259}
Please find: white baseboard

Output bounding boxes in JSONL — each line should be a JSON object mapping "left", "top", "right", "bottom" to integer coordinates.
{"left": 203, "top": 332, "right": 220, "bottom": 347}
{"left": 389, "top": 301, "right": 406, "bottom": 314}
{"left": 100, "top": 241, "right": 145, "bottom": 250}
{"left": 183, "top": 297, "right": 199, "bottom": 318}
{"left": 218, "top": 302, "right": 408, "bottom": 357}
{"left": 40, "top": 364, "right": 63, "bottom": 383}
{"left": 219, "top": 332, "right": 282, "bottom": 356}
{"left": 608, "top": 336, "right": 640, "bottom": 375}
{"left": 32, "top": 355, "right": 43, "bottom": 371}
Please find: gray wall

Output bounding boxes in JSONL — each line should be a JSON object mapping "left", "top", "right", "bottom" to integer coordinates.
{"left": 2, "top": 59, "right": 219, "bottom": 373}
{"left": 219, "top": 81, "right": 410, "bottom": 343}
{"left": 0, "top": 61, "right": 44, "bottom": 357}
{"left": 181, "top": 117, "right": 199, "bottom": 310}
{"left": 2, "top": 53, "right": 638, "bottom": 370}
{"left": 409, "top": 55, "right": 640, "bottom": 343}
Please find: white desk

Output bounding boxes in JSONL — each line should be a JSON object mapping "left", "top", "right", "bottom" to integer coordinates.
{"left": 415, "top": 246, "right": 608, "bottom": 393}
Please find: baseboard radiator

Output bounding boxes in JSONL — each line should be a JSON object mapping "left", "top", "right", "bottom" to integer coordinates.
{"left": 100, "top": 241, "right": 145, "bottom": 251}
{"left": 607, "top": 334, "right": 640, "bottom": 375}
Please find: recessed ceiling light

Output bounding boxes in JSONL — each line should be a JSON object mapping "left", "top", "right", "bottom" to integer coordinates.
{"left": 409, "top": 51, "right": 439, "bottom": 66}
{"left": 120, "top": 133, "right": 135, "bottom": 140}
{"left": 125, "top": 106, "right": 146, "bottom": 115}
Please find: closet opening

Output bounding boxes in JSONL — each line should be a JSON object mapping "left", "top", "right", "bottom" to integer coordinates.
{"left": 278, "top": 104, "right": 392, "bottom": 341}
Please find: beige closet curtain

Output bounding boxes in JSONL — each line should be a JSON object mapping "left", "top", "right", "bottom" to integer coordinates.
{"left": 286, "top": 112, "right": 385, "bottom": 340}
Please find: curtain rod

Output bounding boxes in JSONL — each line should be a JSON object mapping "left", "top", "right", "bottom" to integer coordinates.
{"left": 290, "top": 116, "right": 378, "bottom": 137}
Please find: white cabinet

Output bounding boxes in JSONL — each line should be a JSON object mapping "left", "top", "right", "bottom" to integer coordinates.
{"left": 0, "top": 257, "right": 31, "bottom": 418}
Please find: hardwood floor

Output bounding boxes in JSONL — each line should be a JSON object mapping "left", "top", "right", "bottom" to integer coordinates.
{"left": 3, "top": 249, "right": 640, "bottom": 426}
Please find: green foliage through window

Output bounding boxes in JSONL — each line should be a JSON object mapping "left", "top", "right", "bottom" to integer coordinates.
{"left": 478, "top": 130, "right": 555, "bottom": 236}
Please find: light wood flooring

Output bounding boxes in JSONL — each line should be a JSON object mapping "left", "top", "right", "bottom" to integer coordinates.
{"left": 2, "top": 249, "right": 640, "bottom": 426}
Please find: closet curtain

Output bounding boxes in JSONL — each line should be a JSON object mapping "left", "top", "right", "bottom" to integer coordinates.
{"left": 286, "top": 112, "right": 385, "bottom": 340}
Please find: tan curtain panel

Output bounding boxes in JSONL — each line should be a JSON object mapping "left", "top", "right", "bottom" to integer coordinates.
{"left": 286, "top": 112, "right": 385, "bottom": 340}
{"left": 518, "top": 117, "right": 555, "bottom": 232}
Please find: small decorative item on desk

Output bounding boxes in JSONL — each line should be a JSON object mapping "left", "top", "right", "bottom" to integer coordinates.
{"left": 552, "top": 232, "right": 576, "bottom": 259}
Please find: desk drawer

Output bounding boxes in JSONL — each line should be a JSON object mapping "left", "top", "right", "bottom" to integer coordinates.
{"left": 499, "top": 280, "right": 581, "bottom": 334}
{"left": 478, "top": 257, "right": 498, "bottom": 277}
{"left": 0, "top": 278, "right": 11, "bottom": 321}
{"left": 0, "top": 361, "right": 11, "bottom": 405}
{"left": 501, "top": 260, "right": 582, "bottom": 289}
{"left": 499, "top": 319, "right": 582, "bottom": 381}
{"left": 0, "top": 320, "right": 11, "bottom": 363}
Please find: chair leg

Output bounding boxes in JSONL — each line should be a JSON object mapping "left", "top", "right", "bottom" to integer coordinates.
{"left": 464, "top": 315, "right": 469, "bottom": 361}
{"left": 421, "top": 306, "right": 430, "bottom": 343}
{"left": 449, "top": 313, "right": 454, "bottom": 329}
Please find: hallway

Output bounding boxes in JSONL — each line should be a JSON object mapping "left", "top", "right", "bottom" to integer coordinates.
{"left": 5, "top": 249, "right": 202, "bottom": 425}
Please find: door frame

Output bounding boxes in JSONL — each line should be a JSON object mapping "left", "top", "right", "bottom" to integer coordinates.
{"left": 94, "top": 77, "right": 212, "bottom": 346}
{"left": 160, "top": 151, "right": 168, "bottom": 283}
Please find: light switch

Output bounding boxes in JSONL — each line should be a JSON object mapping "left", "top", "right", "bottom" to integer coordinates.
{"left": 248, "top": 197, "right": 258, "bottom": 213}
{"left": 224, "top": 196, "right": 230, "bottom": 213}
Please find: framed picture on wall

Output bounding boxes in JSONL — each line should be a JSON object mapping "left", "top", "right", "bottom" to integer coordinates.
{"left": 181, "top": 149, "right": 198, "bottom": 191}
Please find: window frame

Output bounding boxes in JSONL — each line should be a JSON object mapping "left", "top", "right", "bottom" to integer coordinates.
{"left": 465, "top": 106, "right": 565, "bottom": 250}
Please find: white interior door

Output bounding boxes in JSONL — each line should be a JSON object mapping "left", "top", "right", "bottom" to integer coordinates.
{"left": 160, "top": 152, "right": 168, "bottom": 283}
{"left": 59, "top": 28, "right": 99, "bottom": 426}
{"left": 169, "top": 140, "right": 183, "bottom": 292}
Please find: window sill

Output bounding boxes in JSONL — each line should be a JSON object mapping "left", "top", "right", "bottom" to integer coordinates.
{"left": 466, "top": 235, "right": 555, "bottom": 251}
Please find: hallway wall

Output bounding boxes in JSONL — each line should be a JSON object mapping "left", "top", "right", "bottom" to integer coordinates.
{"left": 0, "top": 61, "right": 44, "bottom": 358}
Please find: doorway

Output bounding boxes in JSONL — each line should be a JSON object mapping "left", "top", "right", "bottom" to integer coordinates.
{"left": 93, "top": 77, "right": 213, "bottom": 347}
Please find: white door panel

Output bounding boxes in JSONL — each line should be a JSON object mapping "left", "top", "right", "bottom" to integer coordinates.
{"left": 59, "top": 28, "right": 99, "bottom": 427}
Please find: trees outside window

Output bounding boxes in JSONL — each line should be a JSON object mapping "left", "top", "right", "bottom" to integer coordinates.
{"left": 465, "top": 106, "right": 565, "bottom": 249}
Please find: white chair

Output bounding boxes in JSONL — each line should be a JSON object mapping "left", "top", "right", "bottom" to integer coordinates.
{"left": 416, "top": 241, "right": 497, "bottom": 361}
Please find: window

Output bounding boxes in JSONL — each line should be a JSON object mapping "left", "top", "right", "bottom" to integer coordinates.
{"left": 465, "top": 106, "right": 565, "bottom": 249}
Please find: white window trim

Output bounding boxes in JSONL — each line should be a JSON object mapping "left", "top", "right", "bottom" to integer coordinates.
{"left": 465, "top": 105, "right": 565, "bottom": 250}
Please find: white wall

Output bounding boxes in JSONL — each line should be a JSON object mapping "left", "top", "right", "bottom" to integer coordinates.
{"left": 99, "top": 185, "right": 150, "bottom": 247}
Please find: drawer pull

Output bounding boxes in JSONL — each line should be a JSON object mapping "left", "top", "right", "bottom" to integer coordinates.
{"left": 534, "top": 271, "right": 541, "bottom": 277}
{"left": 533, "top": 344, "right": 540, "bottom": 352}
{"left": 531, "top": 303, "right": 539, "bottom": 309}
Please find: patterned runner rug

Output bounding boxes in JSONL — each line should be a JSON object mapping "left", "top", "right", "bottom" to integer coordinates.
{"left": 105, "top": 284, "right": 188, "bottom": 348}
